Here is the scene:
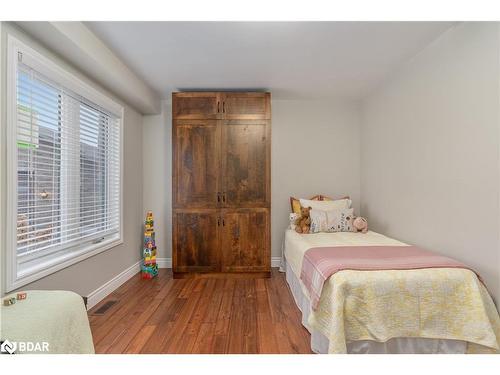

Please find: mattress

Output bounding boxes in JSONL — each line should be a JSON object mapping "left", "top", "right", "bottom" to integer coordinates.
{"left": 282, "top": 229, "right": 500, "bottom": 354}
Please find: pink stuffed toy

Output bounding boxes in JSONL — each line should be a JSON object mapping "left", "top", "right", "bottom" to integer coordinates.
{"left": 353, "top": 217, "right": 368, "bottom": 233}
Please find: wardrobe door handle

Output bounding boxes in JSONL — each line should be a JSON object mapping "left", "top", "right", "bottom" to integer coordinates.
{"left": 217, "top": 217, "right": 221, "bottom": 227}
{"left": 222, "top": 101, "right": 225, "bottom": 113}
{"left": 217, "top": 101, "right": 220, "bottom": 113}
{"left": 222, "top": 218, "right": 225, "bottom": 226}
{"left": 217, "top": 192, "right": 221, "bottom": 203}
{"left": 222, "top": 192, "right": 226, "bottom": 203}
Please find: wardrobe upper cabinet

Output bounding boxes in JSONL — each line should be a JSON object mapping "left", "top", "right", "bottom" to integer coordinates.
{"left": 173, "top": 92, "right": 271, "bottom": 120}
{"left": 221, "top": 120, "right": 270, "bottom": 208}
{"left": 173, "top": 92, "right": 222, "bottom": 119}
{"left": 173, "top": 120, "right": 219, "bottom": 208}
{"left": 221, "top": 93, "right": 271, "bottom": 120}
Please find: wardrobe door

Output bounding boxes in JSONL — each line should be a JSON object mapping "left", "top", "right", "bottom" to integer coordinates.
{"left": 173, "top": 120, "right": 220, "bottom": 208}
{"left": 220, "top": 209, "right": 270, "bottom": 272}
{"left": 173, "top": 210, "right": 220, "bottom": 273}
{"left": 172, "top": 92, "right": 222, "bottom": 119}
{"left": 221, "top": 92, "right": 271, "bottom": 120}
{"left": 221, "top": 120, "right": 270, "bottom": 208}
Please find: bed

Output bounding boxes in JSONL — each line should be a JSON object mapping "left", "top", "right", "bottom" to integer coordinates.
{"left": 0, "top": 290, "right": 95, "bottom": 354}
{"left": 281, "top": 229, "right": 500, "bottom": 354}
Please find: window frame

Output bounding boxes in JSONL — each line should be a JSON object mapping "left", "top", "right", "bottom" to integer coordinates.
{"left": 5, "top": 35, "right": 124, "bottom": 292}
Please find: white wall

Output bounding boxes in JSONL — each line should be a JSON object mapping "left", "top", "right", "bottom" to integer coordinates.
{"left": 142, "top": 99, "right": 361, "bottom": 260}
{"left": 142, "top": 101, "right": 172, "bottom": 260}
{"left": 361, "top": 22, "right": 500, "bottom": 304}
{"left": 0, "top": 23, "right": 144, "bottom": 297}
{"left": 272, "top": 100, "right": 361, "bottom": 256}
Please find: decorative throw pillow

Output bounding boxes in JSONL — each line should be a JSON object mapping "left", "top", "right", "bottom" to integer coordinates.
{"left": 299, "top": 197, "right": 352, "bottom": 212}
{"left": 290, "top": 195, "right": 323, "bottom": 214}
{"left": 321, "top": 195, "right": 341, "bottom": 201}
{"left": 309, "top": 208, "right": 355, "bottom": 233}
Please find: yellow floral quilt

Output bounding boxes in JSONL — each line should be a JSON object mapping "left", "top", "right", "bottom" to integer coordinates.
{"left": 308, "top": 268, "right": 500, "bottom": 353}
{"left": 284, "top": 230, "right": 500, "bottom": 354}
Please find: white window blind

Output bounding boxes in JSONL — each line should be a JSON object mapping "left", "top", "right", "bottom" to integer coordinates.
{"left": 9, "top": 44, "right": 122, "bottom": 285}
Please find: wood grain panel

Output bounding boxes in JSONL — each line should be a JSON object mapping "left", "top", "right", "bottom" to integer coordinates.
{"left": 173, "top": 210, "right": 220, "bottom": 273}
{"left": 222, "top": 92, "right": 271, "bottom": 120}
{"left": 221, "top": 121, "right": 270, "bottom": 208}
{"left": 220, "top": 209, "right": 270, "bottom": 272}
{"left": 173, "top": 120, "right": 219, "bottom": 208}
{"left": 172, "top": 92, "right": 221, "bottom": 119}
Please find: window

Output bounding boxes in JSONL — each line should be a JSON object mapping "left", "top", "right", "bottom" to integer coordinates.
{"left": 6, "top": 36, "right": 123, "bottom": 291}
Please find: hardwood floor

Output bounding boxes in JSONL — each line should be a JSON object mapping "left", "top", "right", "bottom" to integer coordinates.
{"left": 88, "top": 268, "right": 312, "bottom": 354}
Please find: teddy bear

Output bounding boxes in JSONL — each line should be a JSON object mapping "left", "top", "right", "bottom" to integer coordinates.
{"left": 295, "top": 206, "right": 312, "bottom": 234}
{"left": 352, "top": 217, "right": 368, "bottom": 233}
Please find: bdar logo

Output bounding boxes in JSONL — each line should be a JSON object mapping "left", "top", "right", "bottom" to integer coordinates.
{"left": 0, "top": 340, "right": 17, "bottom": 354}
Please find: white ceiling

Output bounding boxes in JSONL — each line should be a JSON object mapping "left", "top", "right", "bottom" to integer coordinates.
{"left": 86, "top": 22, "right": 454, "bottom": 100}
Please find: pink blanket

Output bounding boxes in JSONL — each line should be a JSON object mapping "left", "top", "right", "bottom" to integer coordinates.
{"left": 300, "top": 245, "right": 481, "bottom": 310}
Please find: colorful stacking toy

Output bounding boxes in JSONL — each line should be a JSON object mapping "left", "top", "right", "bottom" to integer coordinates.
{"left": 141, "top": 211, "right": 158, "bottom": 279}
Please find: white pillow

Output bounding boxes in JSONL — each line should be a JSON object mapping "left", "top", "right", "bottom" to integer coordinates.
{"left": 299, "top": 198, "right": 351, "bottom": 212}
{"left": 310, "top": 208, "right": 355, "bottom": 233}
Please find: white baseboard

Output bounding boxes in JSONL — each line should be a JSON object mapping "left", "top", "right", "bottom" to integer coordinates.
{"left": 86, "top": 260, "right": 141, "bottom": 310}
{"left": 157, "top": 257, "right": 172, "bottom": 268}
{"left": 156, "top": 257, "right": 282, "bottom": 268}
{"left": 271, "top": 257, "right": 282, "bottom": 268}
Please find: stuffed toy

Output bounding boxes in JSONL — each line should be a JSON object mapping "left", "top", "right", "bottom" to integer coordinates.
{"left": 289, "top": 212, "right": 299, "bottom": 230}
{"left": 352, "top": 217, "right": 368, "bottom": 233}
{"left": 295, "top": 206, "right": 312, "bottom": 234}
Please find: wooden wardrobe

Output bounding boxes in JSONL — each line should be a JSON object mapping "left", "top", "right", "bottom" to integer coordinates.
{"left": 172, "top": 92, "right": 271, "bottom": 278}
